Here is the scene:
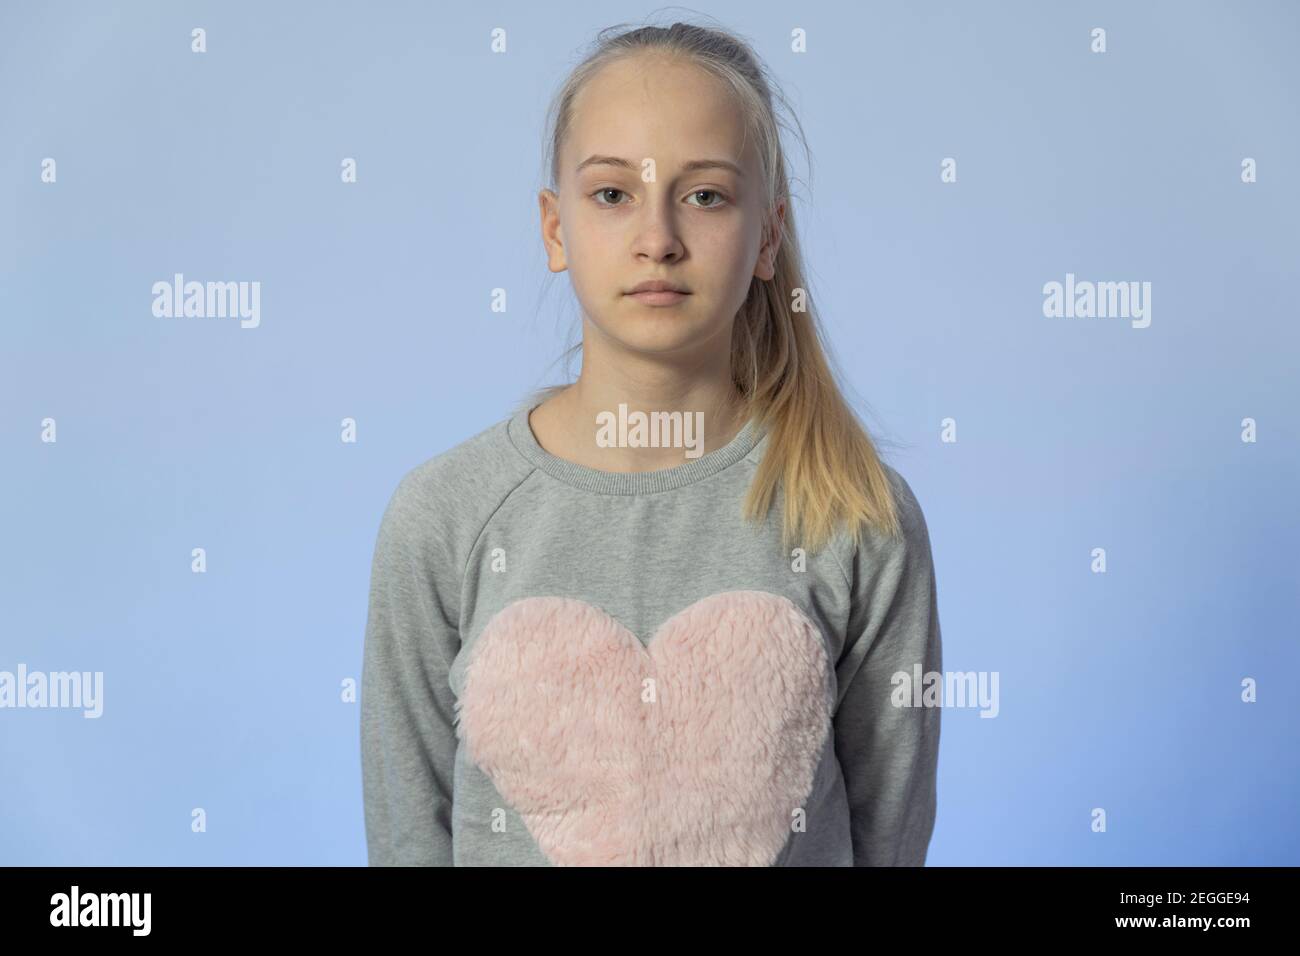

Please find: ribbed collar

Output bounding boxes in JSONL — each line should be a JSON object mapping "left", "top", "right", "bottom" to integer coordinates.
{"left": 507, "top": 402, "right": 767, "bottom": 495}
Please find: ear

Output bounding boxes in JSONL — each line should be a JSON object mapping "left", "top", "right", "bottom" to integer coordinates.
{"left": 539, "top": 189, "right": 568, "bottom": 273}
{"left": 754, "top": 198, "right": 786, "bottom": 281}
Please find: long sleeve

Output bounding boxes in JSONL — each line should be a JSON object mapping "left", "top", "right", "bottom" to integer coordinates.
{"left": 832, "top": 466, "right": 942, "bottom": 866}
{"left": 360, "top": 471, "right": 463, "bottom": 866}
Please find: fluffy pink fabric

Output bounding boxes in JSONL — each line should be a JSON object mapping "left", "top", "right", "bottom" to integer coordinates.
{"left": 455, "top": 590, "right": 834, "bottom": 866}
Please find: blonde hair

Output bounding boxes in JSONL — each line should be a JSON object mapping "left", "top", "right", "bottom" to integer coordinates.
{"left": 522, "top": 14, "right": 904, "bottom": 553}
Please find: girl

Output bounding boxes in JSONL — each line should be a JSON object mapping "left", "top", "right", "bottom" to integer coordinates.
{"left": 361, "top": 19, "right": 942, "bottom": 866}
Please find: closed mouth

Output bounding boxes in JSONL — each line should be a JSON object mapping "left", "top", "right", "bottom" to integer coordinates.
{"left": 626, "top": 282, "right": 690, "bottom": 295}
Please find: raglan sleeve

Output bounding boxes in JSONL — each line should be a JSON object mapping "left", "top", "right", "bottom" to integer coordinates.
{"left": 832, "top": 465, "right": 942, "bottom": 866}
{"left": 360, "top": 469, "right": 463, "bottom": 866}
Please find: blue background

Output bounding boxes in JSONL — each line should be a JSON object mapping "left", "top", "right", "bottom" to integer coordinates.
{"left": 2, "top": 0, "right": 1297, "bottom": 865}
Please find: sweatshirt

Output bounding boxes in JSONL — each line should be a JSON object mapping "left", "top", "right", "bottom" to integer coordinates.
{"left": 360, "top": 402, "right": 942, "bottom": 866}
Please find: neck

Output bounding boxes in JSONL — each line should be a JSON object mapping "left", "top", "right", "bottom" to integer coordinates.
{"left": 541, "top": 364, "right": 749, "bottom": 474}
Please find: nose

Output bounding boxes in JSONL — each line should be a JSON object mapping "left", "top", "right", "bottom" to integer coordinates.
{"left": 630, "top": 194, "right": 685, "bottom": 262}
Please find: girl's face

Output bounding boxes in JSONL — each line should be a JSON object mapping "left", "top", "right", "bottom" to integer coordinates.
{"left": 540, "top": 54, "right": 784, "bottom": 357}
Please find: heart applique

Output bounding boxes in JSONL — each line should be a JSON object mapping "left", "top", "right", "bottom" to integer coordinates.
{"left": 454, "top": 590, "right": 834, "bottom": 866}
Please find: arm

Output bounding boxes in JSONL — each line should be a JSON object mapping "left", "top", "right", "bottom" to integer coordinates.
{"left": 832, "top": 466, "right": 942, "bottom": 866}
{"left": 360, "top": 471, "right": 462, "bottom": 866}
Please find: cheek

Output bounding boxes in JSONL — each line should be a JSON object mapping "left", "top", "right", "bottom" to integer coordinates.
{"left": 693, "top": 216, "right": 758, "bottom": 276}
{"left": 566, "top": 206, "right": 621, "bottom": 260}
{"left": 560, "top": 218, "right": 614, "bottom": 302}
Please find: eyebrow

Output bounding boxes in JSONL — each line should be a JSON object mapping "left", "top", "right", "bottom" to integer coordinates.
{"left": 575, "top": 154, "right": 744, "bottom": 177}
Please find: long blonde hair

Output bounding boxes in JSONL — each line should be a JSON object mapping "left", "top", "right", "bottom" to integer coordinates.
{"left": 522, "top": 15, "right": 904, "bottom": 553}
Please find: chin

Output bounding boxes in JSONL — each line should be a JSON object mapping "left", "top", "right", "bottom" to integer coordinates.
{"left": 612, "top": 319, "right": 725, "bottom": 355}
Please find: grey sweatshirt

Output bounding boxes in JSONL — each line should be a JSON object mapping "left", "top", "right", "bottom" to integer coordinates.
{"left": 360, "top": 403, "right": 942, "bottom": 866}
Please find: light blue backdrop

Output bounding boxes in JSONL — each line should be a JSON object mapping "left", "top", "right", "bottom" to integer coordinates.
{"left": 2, "top": 0, "right": 1296, "bottom": 865}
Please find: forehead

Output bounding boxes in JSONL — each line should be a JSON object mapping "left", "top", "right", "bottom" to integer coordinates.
{"left": 564, "top": 54, "right": 751, "bottom": 175}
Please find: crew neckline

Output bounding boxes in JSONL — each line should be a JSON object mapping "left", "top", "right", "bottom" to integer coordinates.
{"left": 507, "top": 402, "right": 767, "bottom": 495}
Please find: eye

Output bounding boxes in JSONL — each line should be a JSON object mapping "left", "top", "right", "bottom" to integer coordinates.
{"left": 686, "top": 189, "right": 729, "bottom": 209}
{"left": 591, "top": 187, "right": 629, "bottom": 207}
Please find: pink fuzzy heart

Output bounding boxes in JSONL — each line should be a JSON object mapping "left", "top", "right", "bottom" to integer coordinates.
{"left": 455, "top": 590, "right": 834, "bottom": 866}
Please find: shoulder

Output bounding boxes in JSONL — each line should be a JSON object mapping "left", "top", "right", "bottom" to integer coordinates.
{"left": 838, "top": 461, "right": 936, "bottom": 588}
{"left": 881, "top": 462, "right": 932, "bottom": 547}
{"left": 376, "top": 414, "right": 536, "bottom": 556}
{"left": 396, "top": 416, "right": 528, "bottom": 506}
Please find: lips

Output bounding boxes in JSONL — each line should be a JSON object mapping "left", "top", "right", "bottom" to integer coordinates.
{"left": 626, "top": 289, "right": 690, "bottom": 306}
{"left": 625, "top": 280, "right": 691, "bottom": 306}
{"left": 626, "top": 280, "right": 689, "bottom": 295}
